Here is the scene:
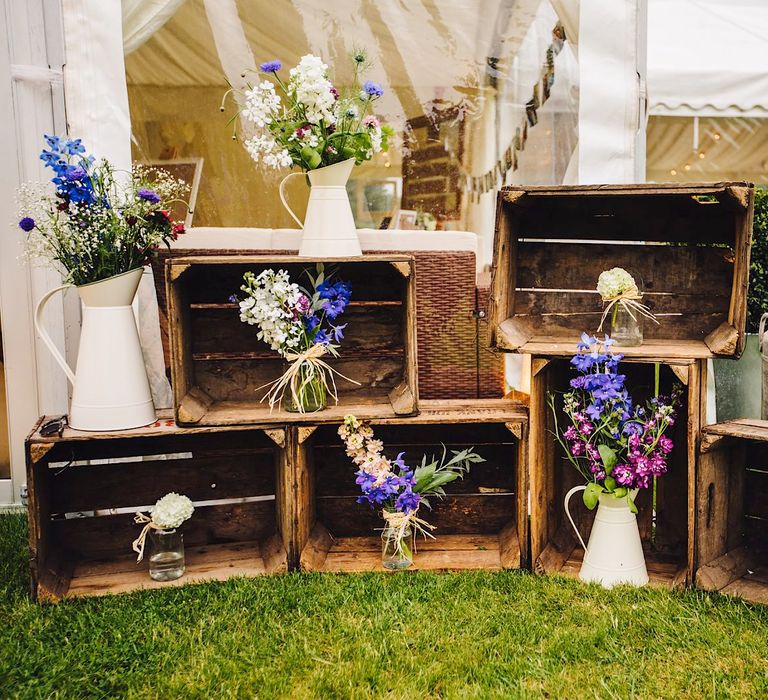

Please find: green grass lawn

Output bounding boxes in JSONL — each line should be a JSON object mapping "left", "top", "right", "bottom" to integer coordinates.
{"left": 1, "top": 513, "right": 767, "bottom": 699}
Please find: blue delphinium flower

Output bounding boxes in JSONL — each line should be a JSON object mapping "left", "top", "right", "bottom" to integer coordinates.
{"left": 331, "top": 323, "right": 346, "bottom": 343}
{"left": 259, "top": 60, "right": 282, "bottom": 73}
{"left": 396, "top": 488, "right": 421, "bottom": 513}
{"left": 18, "top": 217, "right": 35, "bottom": 232}
{"left": 363, "top": 80, "right": 384, "bottom": 98}
{"left": 137, "top": 188, "right": 161, "bottom": 204}
{"left": 314, "top": 329, "right": 330, "bottom": 345}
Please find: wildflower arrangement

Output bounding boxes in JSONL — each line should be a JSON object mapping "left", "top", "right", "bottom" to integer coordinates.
{"left": 132, "top": 492, "right": 194, "bottom": 561}
{"left": 226, "top": 51, "right": 394, "bottom": 171}
{"left": 596, "top": 266, "right": 658, "bottom": 334}
{"left": 233, "top": 264, "right": 357, "bottom": 411}
{"left": 16, "top": 135, "right": 188, "bottom": 285}
{"left": 338, "top": 415, "right": 485, "bottom": 561}
{"left": 548, "top": 334, "right": 680, "bottom": 512}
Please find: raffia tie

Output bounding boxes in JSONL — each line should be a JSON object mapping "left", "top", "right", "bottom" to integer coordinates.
{"left": 131, "top": 512, "right": 162, "bottom": 562}
{"left": 258, "top": 343, "right": 360, "bottom": 413}
{"left": 381, "top": 508, "right": 436, "bottom": 557}
{"left": 597, "top": 286, "right": 660, "bottom": 333}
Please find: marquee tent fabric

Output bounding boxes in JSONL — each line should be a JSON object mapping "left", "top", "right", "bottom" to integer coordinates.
{"left": 648, "top": 0, "right": 768, "bottom": 117}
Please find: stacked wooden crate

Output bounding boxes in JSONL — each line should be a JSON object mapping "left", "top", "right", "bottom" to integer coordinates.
{"left": 488, "top": 183, "right": 754, "bottom": 589}
{"left": 696, "top": 420, "right": 768, "bottom": 604}
{"left": 26, "top": 413, "right": 290, "bottom": 601}
{"left": 26, "top": 252, "right": 527, "bottom": 600}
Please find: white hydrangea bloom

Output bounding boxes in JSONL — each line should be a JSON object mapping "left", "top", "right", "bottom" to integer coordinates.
{"left": 597, "top": 267, "right": 638, "bottom": 300}
{"left": 151, "top": 492, "right": 194, "bottom": 530}
{"left": 288, "top": 54, "right": 337, "bottom": 125}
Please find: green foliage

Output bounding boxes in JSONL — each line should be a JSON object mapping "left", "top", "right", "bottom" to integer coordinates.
{"left": 2, "top": 513, "right": 768, "bottom": 698}
{"left": 748, "top": 188, "right": 768, "bottom": 332}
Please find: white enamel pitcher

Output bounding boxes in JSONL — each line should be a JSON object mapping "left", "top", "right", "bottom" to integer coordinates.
{"left": 565, "top": 485, "right": 649, "bottom": 588}
{"left": 279, "top": 158, "right": 362, "bottom": 257}
{"left": 34, "top": 268, "right": 156, "bottom": 432}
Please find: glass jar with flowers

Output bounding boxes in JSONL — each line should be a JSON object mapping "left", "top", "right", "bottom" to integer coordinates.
{"left": 338, "top": 415, "right": 485, "bottom": 569}
{"left": 596, "top": 267, "right": 658, "bottom": 347}
{"left": 232, "top": 264, "right": 358, "bottom": 413}
{"left": 132, "top": 492, "right": 195, "bottom": 581}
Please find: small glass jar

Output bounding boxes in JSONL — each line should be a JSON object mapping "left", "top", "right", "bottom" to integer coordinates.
{"left": 148, "top": 528, "right": 185, "bottom": 581}
{"left": 610, "top": 303, "right": 643, "bottom": 347}
{"left": 284, "top": 363, "right": 328, "bottom": 413}
{"left": 381, "top": 523, "right": 415, "bottom": 570}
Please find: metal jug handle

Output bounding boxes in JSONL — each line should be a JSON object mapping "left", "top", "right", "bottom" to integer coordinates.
{"left": 34, "top": 283, "right": 76, "bottom": 385}
{"left": 278, "top": 171, "right": 305, "bottom": 229}
{"left": 760, "top": 313, "right": 768, "bottom": 353}
{"left": 564, "top": 484, "right": 589, "bottom": 552}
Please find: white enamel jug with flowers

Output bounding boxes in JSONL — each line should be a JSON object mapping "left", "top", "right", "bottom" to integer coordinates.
{"left": 19, "top": 136, "right": 188, "bottom": 431}
{"left": 226, "top": 52, "right": 393, "bottom": 256}
{"left": 550, "top": 334, "right": 680, "bottom": 588}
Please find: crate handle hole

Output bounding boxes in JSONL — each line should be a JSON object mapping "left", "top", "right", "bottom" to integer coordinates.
{"left": 706, "top": 482, "right": 715, "bottom": 527}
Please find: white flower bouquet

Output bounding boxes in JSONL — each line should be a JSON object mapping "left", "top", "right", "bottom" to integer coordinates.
{"left": 224, "top": 50, "right": 394, "bottom": 172}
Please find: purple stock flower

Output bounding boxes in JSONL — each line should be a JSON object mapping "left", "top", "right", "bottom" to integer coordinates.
{"left": 613, "top": 463, "right": 635, "bottom": 487}
{"left": 563, "top": 426, "right": 578, "bottom": 441}
{"left": 259, "top": 60, "right": 282, "bottom": 73}
{"left": 137, "top": 188, "right": 161, "bottom": 204}
{"left": 658, "top": 435, "right": 673, "bottom": 454}
{"left": 18, "top": 217, "right": 35, "bottom": 232}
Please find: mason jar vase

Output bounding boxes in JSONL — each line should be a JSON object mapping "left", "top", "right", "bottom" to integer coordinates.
{"left": 148, "top": 528, "right": 185, "bottom": 581}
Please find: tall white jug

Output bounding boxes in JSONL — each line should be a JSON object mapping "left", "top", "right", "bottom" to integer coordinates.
{"left": 35, "top": 268, "right": 156, "bottom": 431}
{"left": 564, "top": 485, "right": 649, "bottom": 588}
{"left": 279, "top": 158, "right": 362, "bottom": 257}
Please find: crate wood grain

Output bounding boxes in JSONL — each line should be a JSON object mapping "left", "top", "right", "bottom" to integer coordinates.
{"left": 295, "top": 399, "right": 529, "bottom": 573}
{"left": 25, "top": 411, "right": 290, "bottom": 601}
{"left": 530, "top": 358, "right": 705, "bottom": 589}
{"left": 167, "top": 255, "right": 418, "bottom": 426}
{"left": 696, "top": 419, "right": 768, "bottom": 604}
{"left": 489, "top": 183, "right": 754, "bottom": 359}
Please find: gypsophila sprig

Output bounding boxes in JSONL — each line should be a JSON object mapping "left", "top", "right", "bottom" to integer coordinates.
{"left": 548, "top": 333, "right": 680, "bottom": 512}
{"left": 16, "top": 136, "right": 189, "bottom": 285}
{"left": 132, "top": 492, "right": 194, "bottom": 561}
{"left": 338, "top": 415, "right": 484, "bottom": 559}
{"left": 224, "top": 52, "right": 394, "bottom": 171}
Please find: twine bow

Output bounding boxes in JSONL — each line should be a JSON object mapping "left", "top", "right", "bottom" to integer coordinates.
{"left": 258, "top": 343, "right": 360, "bottom": 413}
{"left": 382, "top": 508, "right": 436, "bottom": 558}
{"left": 131, "top": 512, "right": 162, "bottom": 562}
{"left": 597, "top": 285, "right": 659, "bottom": 334}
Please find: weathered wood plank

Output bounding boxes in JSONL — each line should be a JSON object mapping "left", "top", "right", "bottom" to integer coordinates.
{"left": 490, "top": 183, "right": 753, "bottom": 359}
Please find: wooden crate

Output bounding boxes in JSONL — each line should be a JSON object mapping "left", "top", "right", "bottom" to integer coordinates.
{"left": 489, "top": 183, "right": 754, "bottom": 360}
{"left": 696, "top": 420, "right": 768, "bottom": 604}
{"left": 530, "top": 358, "right": 705, "bottom": 588}
{"left": 167, "top": 255, "right": 418, "bottom": 426}
{"left": 26, "top": 412, "right": 291, "bottom": 601}
{"left": 296, "top": 400, "right": 528, "bottom": 572}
